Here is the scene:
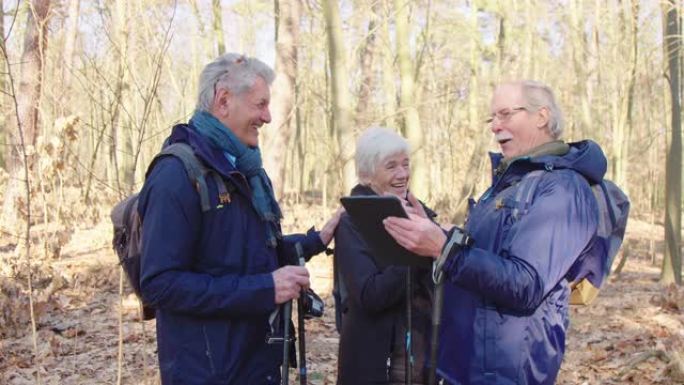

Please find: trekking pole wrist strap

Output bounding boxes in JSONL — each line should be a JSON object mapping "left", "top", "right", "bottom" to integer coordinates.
{"left": 433, "top": 227, "right": 472, "bottom": 284}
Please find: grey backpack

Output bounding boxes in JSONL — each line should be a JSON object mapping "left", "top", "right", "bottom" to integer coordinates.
{"left": 110, "top": 143, "right": 234, "bottom": 319}
{"left": 511, "top": 169, "right": 630, "bottom": 305}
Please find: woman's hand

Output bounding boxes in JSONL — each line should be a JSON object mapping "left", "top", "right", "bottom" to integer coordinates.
{"left": 402, "top": 191, "right": 428, "bottom": 219}
{"left": 319, "top": 207, "right": 345, "bottom": 246}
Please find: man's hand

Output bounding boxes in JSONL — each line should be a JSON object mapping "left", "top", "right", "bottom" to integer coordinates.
{"left": 319, "top": 207, "right": 345, "bottom": 246}
{"left": 383, "top": 214, "right": 447, "bottom": 259}
{"left": 272, "top": 265, "right": 310, "bottom": 304}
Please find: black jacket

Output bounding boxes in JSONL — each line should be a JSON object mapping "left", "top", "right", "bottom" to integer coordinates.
{"left": 335, "top": 185, "right": 435, "bottom": 385}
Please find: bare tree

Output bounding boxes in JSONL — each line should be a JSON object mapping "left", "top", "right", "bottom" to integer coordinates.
{"left": 661, "top": 0, "right": 682, "bottom": 285}
{"left": 2, "top": 0, "right": 51, "bottom": 226}
{"left": 212, "top": 0, "right": 226, "bottom": 55}
{"left": 0, "top": 0, "right": 6, "bottom": 170}
{"left": 394, "top": 0, "right": 427, "bottom": 198}
{"left": 322, "top": 0, "right": 355, "bottom": 195}
{"left": 264, "top": 0, "right": 300, "bottom": 199}
{"left": 354, "top": 0, "right": 380, "bottom": 129}
{"left": 61, "top": 0, "right": 80, "bottom": 94}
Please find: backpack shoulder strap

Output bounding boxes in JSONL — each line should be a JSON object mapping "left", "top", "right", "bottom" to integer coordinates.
{"left": 147, "top": 142, "right": 213, "bottom": 212}
{"left": 511, "top": 169, "right": 547, "bottom": 220}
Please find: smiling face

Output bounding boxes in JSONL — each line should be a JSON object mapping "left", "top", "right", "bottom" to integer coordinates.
{"left": 369, "top": 152, "right": 410, "bottom": 198}
{"left": 489, "top": 83, "right": 553, "bottom": 159}
{"left": 211, "top": 76, "right": 272, "bottom": 147}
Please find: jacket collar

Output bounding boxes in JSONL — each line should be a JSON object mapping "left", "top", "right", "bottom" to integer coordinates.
{"left": 166, "top": 123, "right": 251, "bottom": 197}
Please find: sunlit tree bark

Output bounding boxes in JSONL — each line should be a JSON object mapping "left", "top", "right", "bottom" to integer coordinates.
{"left": 322, "top": 0, "right": 355, "bottom": 194}
{"left": 264, "top": 0, "right": 300, "bottom": 199}
{"left": 212, "top": 0, "right": 226, "bottom": 56}
{"left": 394, "top": 0, "right": 427, "bottom": 198}
{"left": 661, "top": 0, "right": 682, "bottom": 285}
{"left": 2, "top": 0, "right": 51, "bottom": 225}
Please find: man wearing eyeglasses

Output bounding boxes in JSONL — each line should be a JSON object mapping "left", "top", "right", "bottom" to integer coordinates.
{"left": 137, "top": 53, "right": 342, "bottom": 385}
{"left": 385, "top": 81, "right": 608, "bottom": 384}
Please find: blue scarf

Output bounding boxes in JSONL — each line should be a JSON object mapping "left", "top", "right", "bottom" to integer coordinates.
{"left": 191, "top": 110, "right": 282, "bottom": 247}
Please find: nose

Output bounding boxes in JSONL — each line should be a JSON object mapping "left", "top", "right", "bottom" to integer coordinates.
{"left": 490, "top": 119, "right": 503, "bottom": 134}
{"left": 262, "top": 107, "right": 272, "bottom": 124}
{"left": 397, "top": 165, "right": 409, "bottom": 180}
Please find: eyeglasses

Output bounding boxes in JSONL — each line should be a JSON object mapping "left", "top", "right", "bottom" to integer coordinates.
{"left": 485, "top": 107, "right": 527, "bottom": 125}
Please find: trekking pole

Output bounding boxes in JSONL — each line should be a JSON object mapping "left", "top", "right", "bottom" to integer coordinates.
{"left": 295, "top": 243, "right": 307, "bottom": 385}
{"left": 428, "top": 229, "right": 472, "bottom": 385}
{"left": 282, "top": 299, "right": 292, "bottom": 385}
{"left": 405, "top": 267, "right": 412, "bottom": 385}
{"left": 427, "top": 271, "right": 444, "bottom": 385}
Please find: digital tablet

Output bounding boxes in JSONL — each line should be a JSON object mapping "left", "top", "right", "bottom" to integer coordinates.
{"left": 339, "top": 195, "right": 432, "bottom": 268}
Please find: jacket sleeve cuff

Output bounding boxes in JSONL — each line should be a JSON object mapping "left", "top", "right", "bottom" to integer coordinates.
{"left": 302, "top": 226, "right": 326, "bottom": 260}
{"left": 441, "top": 227, "right": 466, "bottom": 275}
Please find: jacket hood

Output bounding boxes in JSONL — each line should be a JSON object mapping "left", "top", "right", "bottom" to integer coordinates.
{"left": 490, "top": 140, "right": 607, "bottom": 185}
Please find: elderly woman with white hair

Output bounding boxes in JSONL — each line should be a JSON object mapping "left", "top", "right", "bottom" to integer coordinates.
{"left": 334, "top": 127, "right": 436, "bottom": 385}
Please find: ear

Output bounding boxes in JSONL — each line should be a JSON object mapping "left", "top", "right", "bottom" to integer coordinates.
{"left": 211, "top": 88, "right": 233, "bottom": 117}
{"left": 536, "top": 107, "right": 550, "bottom": 130}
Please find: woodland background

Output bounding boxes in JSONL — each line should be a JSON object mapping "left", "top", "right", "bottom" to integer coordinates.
{"left": 0, "top": 0, "right": 683, "bottom": 384}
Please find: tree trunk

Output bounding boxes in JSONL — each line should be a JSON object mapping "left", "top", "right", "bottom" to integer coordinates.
{"left": 354, "top": 0, "right": 380, "bottom": 129}
{"left": 394, "top": 0, "right": 427, "bottom": 199}
{"left": 212, "top": 0, "right": 226, "bottom": 56}
{"left": 322, "top": 0, "right": 355, "bottom": 195}
{"left": 0, "top": 0, "right": 6, "bottom": 170}
{"left": 61, "top": 0, "right": 80, "bottom": 94}
{"left": 2, "top": 0, "right": 51, "bottom": 227}
{"left": 264, "top": 0, "right": 300, "bottom": 200}
{"left": 661, "top": 0, "right": 682, "bottom": 285}
{"left": 453, "top": 1, "right": 484, "bottom": 223}
{"left": 380, "top": 0, "right": 397, "bottom": 129}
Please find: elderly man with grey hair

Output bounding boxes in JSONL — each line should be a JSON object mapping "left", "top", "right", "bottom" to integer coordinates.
{"left": 335, "top": 127, "right": 436, "bottom": 385}
{"left": 384, "top": 80, "right": 610, "bottom": 384}
{"left": 137, "top": 53, "right": 341, "bottom": 385}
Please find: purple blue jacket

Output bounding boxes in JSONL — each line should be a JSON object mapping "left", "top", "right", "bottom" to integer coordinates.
{"left": 137, "top": 123, "right": 325, "bottom": 385}
{"left": 437, "top": 140, "right": 606, "bottom": 384}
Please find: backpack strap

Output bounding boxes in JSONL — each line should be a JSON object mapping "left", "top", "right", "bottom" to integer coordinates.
{"left": 146, "top": 142, "right": 239, "bottom": 212}
{"left": 511, "top": 169, "right": 547, "bottom": 220}
{"left": 156, "top": 143, "right": 214, "bottom": 212}
{"left": 207, "top": 170, "right": 236, "bottom": 205}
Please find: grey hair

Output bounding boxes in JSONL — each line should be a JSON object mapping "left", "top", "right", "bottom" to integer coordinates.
{"left": 355, "top": 127, "right": 410, "bottom": 185}
{"left": 195, "top": 53, "right": 275, "bottom": 112}
{"left": 517, "top": 80, "right": 564, "bottom": 139}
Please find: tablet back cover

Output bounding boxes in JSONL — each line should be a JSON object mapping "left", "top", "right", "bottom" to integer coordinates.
{"left": 340, "top": 196, "right": 432, "bottom": 268}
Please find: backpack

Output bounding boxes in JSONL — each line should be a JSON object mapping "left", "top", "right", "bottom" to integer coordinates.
{"left": 510, "top": 169, "right": 630, "bottom": 305}
{"left": 110, "top": 142, "right": 235, "bottom": 320}
{"left": 332, "top": 251, "right": 348, "bottom": 332}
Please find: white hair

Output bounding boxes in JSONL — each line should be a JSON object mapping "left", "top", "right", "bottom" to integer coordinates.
{"left": 518, "top": 80, "right": 564, "bottom": 139}
{"left": 355, "top": 127, "right": 410, "bottom": 185}
{"left": 195, "top": 53, "right": 275, "bottom": 112}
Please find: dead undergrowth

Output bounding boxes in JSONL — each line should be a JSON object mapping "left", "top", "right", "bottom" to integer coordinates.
{"left": 0, "top": 203, "right": 683, "bottom": 384}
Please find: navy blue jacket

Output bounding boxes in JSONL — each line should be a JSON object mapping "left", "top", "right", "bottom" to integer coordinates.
{"left": 138, "top": 123, "right": 325, "bottom": 385}
{"left": 437, "top": 141, "right": 606, "bottom": 384}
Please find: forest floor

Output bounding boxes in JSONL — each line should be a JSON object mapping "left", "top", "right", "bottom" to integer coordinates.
{"left": 1, "top": 203, "right": 683, "bottom": 385}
